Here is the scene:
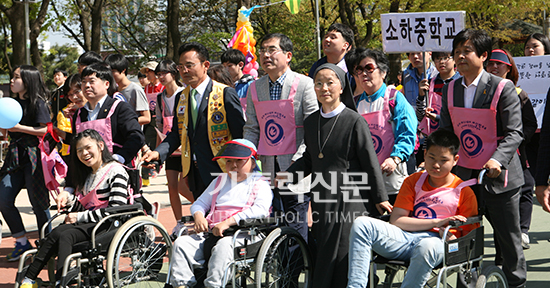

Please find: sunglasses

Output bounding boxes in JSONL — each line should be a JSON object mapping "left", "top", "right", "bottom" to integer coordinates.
{"left": 355, "top": 63, "right": 378, "bottom": 75}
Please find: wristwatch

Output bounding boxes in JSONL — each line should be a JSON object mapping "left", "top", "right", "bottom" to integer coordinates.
{"left": 392, "top": 156, "right": 402, "bottom": 165}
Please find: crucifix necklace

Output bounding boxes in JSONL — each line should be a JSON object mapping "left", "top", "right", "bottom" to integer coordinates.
{"left": 317, "top": 113, "right": 341, "bottom": 159}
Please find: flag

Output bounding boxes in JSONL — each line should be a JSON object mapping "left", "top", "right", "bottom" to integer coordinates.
{"left": 285, "top": 0, "right": 300, "bottom": 14}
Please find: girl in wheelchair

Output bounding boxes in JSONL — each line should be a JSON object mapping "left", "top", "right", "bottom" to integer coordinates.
{"left": 347, "top": 130, "right": 479, "bottom": 288}
{"left": 169, "top": 139, "right": 273, "bottom": 288}
{"left": 20, "top": 129, "right": 131, "bottom": 288}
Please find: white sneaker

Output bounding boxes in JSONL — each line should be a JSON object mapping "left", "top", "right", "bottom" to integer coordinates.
{"left": 521, "top": 233, "right": 530, "bottom": 249}
{"left": 172, "top": 220, "right": 187, "bottom": 238}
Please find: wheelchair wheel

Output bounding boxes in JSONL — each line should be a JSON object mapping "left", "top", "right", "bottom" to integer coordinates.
{"left": 255, "top": 227, "right": 312, "bottom": 288}
{"left": 475, "top": 265, "right": 508, "bottom": 288}
{"left": 106, "top": 216, "right": 172, "bottom": 288}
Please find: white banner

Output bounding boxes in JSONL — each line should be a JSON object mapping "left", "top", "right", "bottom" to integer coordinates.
{"left": 515, "top": 55, "right": 550, "bottom": 129}
{"left": 381, "top": 11, "right": 466, "bottom": 53}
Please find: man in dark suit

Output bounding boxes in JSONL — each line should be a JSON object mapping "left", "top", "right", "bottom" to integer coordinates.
{"left": 439, "top": 29, "right": 526, "bottom": 288}
{"left": 143, "top": 43, "right": 245, "bottom": 199}
{"left": 56, "top": 62, "right": 145, "bottom": 207}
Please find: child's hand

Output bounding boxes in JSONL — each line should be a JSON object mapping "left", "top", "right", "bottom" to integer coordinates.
{"left": 64, "top": 212, "right": 78, "bottom": 224}
{"left": 376, "top": 201, "right": 393, "bottom": 214}
{"left": 425, "top": 107, "right": 438, "bottom": 121}
{"left": 436, "top": 215, "right": 467, "bottom": 228}
{"left": 212, "top": 222, "right": 230, "bottom": 237}
{"left": 194, "top": 213, "right": 209, "bottom": 233}
{"left": 418, "top": 79, "right": 429, "bottom": 97}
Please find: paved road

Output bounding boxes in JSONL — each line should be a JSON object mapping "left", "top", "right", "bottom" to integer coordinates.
{"left": 1, "top": 169, "right": 549, "bottom": 287}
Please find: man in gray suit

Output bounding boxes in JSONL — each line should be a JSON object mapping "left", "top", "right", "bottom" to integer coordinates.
{"left": 439, "top": 29, "right": 526, "bottom": 288}
{"left": 244, "top": 33, "right": 318, "bottom": 240}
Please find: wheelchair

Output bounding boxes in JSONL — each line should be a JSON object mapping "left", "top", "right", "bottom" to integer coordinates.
{"left": 369, "top": 215, "right": 507, "bottom": 288}
{"left": 166, "top": 213, "right": 313, "bottom": 288}
{"left": 14, "top": 203, "right": 172, "bottom": 288}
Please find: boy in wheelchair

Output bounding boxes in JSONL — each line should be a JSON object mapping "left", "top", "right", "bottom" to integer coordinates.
{"left": 20, "top": 129, "right": 132, "bottom": 288}
{"left": 169, "top": 139, "right": 272, "bottom": 288}
{"left": 347, "top": 130, "right": 479, "bottom": 288}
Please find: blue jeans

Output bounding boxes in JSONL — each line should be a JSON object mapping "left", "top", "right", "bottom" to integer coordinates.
{"left": 347, "top": 216, "right": 443, "bottom": 288}
{"left": 0, "top": 164, "right": 51, "bottom": 238}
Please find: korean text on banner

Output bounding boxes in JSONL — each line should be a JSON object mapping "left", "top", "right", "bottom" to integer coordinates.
{"left": 381, "top": 11, "right": 466, "bottom": 53}
{"left": 515, "top": 55, "right": 550, "bottom": 129}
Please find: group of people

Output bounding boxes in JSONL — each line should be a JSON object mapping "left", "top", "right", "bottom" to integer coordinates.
{"left": 2, "top": 23, "right": 550, "bottom": 288}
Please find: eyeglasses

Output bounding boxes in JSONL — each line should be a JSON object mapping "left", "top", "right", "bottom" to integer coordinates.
{"left": 355, "top": 63, "right": 378, "bottom": 75}
{"left": 259, "top": 47, "right": 283, "bottom": 56}
{"left": 177, "top": 63, "right": 198, "bottom": 71}
{"left": 434, "top": 56, "right": 453, "bottom": 63}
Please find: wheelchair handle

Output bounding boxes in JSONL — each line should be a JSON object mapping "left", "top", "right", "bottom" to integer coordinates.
{"left": 448, "top": 215, "right": 483, "bottom": 227}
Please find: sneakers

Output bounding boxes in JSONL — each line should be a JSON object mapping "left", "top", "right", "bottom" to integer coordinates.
{"left": 522, "top": 233, "right": 530, "bottom": 249}
{"left": 20, "top": 279, "right": 38, "bottom": 288}
{"left": 171, "top": 220, "right": 188, "bottom": 239}
{"left": 6, "top": 241, "right": 32, "bottom": 262}
{"left": 142, "top": 178, "right": 150, "bottom": 187}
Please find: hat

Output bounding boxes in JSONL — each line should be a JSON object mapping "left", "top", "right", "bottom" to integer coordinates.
{"left": 212, "top": 139, "right": 258, "bottom": 161}
{"left": 489, "top": 49, "right": 511, "bottom": 66}
{"left": 140, "top": 61, "right": 159, "bottom": 74}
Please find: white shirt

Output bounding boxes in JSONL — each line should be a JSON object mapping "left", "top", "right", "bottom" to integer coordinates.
{"left": 84, "top": 95, "right": 109, "bottom": 121}
{"left": 320, "top": 102, "right": 346, "bottom": 118}
{"left": 190, "top": 173, "right": 273, "bottom": 224}
{"left": 461, "top": 71, "right": 484, "bottom": 109}
{"left": 192, "top": 75, "right": 211, "bottom": 112}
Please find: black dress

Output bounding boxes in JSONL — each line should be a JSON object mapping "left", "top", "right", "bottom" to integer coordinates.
{"left": 287, "top": 107, "right": 387, "bottom": 288}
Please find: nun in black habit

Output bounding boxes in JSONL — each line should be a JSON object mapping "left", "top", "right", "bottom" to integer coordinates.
{"left": 277, "top": 63, "right": 392, "bottom": 288}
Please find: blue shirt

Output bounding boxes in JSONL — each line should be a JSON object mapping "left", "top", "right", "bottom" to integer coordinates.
{"left": 402, "top": 63, "right": 437, "bottom": 108}
{"left": 357, "top": 83, "right": 417, "bottom": 161}
{"left": 268, "top": 71, "right": 288, "bottom": 100}
{"left": 235, "top": 74, "right": 255, "bottom": 99}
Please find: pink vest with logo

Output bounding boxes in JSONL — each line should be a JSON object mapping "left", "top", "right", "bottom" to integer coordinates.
{"left": 447, "top": 78, "right": 509, "bottom": 169}
{"left": 205, "top": 175, "right": 260, "bottom": 229}
{"left": 250, "top": 77, "right": 301, "bottom": 156}
{"left": 413, "top": 172, "right": 477, "bottom": 220}
{"left": 360, "top": 88, "right": 396, "bottom": 165}
{"left": 77, "top": 164, "right": 116, "bottom": 210}
{"left": 75, "top": 100, "right": 122, "bottom": 153}
{"left": 418, "top": 77, "right": 441, "bottom": 136}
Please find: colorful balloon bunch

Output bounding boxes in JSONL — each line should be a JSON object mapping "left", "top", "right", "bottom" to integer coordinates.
{"left": 228, "top": 6, "right": 259, "bottom": 78}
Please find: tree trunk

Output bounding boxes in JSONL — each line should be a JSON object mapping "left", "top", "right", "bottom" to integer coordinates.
{"left": 29, "top": 0, "right": 51, "bottom": 75}
{"left": 1, "top": 3, "right": 26, "bottom": 66}
{"left": 90, "top": 0, "right": 103, "bottom": 53}
{"left": 76, "top": 0, "right": 93, "bottom": 51}
{"left": 166, "top": 0, "right": 180, "bottom": 61}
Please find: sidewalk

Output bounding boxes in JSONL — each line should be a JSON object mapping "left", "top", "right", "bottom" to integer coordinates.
{"left": 1, "top": 169, "right": 549, "bottom": 287}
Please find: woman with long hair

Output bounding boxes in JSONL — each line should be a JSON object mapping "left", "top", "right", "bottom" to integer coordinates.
{"left": 0, "top": 65, "right": 51, "bottom": 261}
{"left": 19, "top": 129, "right": 130, "bottom": 288}
{"left": 154, "top": 59, "right": 193, "bottom": 236}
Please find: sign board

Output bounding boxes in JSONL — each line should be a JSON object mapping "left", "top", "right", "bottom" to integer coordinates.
{"left": 381, "top": 11, "right": 466, "bottom": 53}
{"left": 515, "top": 55, "right": 550, "bottom": 129}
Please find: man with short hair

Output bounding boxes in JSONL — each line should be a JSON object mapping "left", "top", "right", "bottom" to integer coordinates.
{"left": 105, "top": 54, "right": 150, "bottom": 125}
{"left": 244, "top": 33, "right": 318, "bottom": 242}
{"left": 143, "top": 43, "right": 245, "bottom": 199}
{"left": 308, "top": 23, "right": 354, "bottom": 85}
{"left": 221, "top": 48, "right": 255, "bottom": 112}
{"left": 77, "top": 51, "right": 103, "bottom": 73}
{"left": 439, "top": 28, "right": 526, "bottom": 288}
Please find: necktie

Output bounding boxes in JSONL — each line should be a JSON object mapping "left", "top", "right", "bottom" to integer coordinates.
{"left": 190, "top": 88, "right": 198, "bottom": 127}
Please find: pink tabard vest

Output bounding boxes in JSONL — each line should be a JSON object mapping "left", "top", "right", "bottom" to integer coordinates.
{"left": 75, "top": 100, "right": 122, "bottom": 153}
{"left": 205, "top": 175, "right": 260, "bottom": 229}
{"left": 77, "top": 164, "right": 116, "bottom": 210}
{"left": 447, "top": 79, "right": 509, "bottom": 169}
{"left": 418, "top": 77, "right": 441, "bottom": 136}
{"left": 413, "top": 172, "right": 477, "bottom": 220}
{"left": 250, "top": 77, "right": 301, "bottom": 156}
{"left": 360, "top": 88, "right": 396, "bottom": 165}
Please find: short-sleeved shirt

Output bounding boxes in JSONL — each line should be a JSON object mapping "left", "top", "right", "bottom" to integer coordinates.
{"left": 120, "top": 82, "right": 149, "bottom": 115}
{"left": 11, "top": 96, "right": 51, "bottom": 140}
{"left": 394, "top": 171, "right": 478, "bottom": 237}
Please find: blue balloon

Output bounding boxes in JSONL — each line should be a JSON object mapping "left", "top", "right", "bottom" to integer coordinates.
{"left": 0, "top": 97, "right": 23, "bottom": 129}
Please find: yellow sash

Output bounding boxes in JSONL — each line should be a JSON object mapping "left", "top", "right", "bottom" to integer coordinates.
{"left": 176, "top": 81, "right": 232, "bottom": 177}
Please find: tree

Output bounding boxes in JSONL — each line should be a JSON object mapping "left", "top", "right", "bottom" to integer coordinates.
{"left": 42, "top": 44, "right": 79, "bottom": 89}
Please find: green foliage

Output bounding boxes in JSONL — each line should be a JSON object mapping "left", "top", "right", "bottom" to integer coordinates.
{"left": 194, "top": 31, "right": 233, "bottom": 63}
{"left": 42, "top": 44, "right": 79, "bottom": 90}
